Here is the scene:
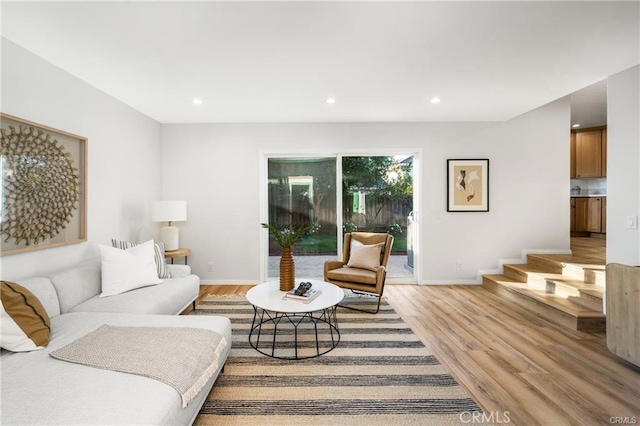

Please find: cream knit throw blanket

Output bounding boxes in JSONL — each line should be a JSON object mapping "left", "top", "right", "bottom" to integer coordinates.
{"left": 50, "top": 325, "right": 227, "bottom": 408}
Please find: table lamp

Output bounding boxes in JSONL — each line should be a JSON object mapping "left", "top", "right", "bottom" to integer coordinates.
{"left": 152, "top": 200, "right": 187, "bottom": 251}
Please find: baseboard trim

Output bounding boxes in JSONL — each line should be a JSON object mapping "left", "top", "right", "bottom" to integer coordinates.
{"left": 386, "top": 278, "right": 419, "bottom": 285}
{"left": 199, "top": 280, "right": 261, "bottom": 285}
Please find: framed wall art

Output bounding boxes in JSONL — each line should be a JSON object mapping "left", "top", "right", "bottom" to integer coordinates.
{"left": 0, "top": 113, "right": 87, "bottom": 256}
{"left": 447, "top": 159, "right": 489, "bottom": 212}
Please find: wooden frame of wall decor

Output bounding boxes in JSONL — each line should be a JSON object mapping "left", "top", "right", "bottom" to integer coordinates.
{"left": 447, "top": 158, "right": 489, "bottom": 212}
{"left": 0, "top": 113, "right": 87, "bottom": 256}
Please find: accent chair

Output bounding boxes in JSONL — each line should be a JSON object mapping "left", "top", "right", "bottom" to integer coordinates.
{"left": 324, "top": 232, "right": 394, "bottom": 314}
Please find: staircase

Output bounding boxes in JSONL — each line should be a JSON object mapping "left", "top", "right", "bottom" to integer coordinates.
{"left": 482, "top": 253, "right": 606, "bottom": 332}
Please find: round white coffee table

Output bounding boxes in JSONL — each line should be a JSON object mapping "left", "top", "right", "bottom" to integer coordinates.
{"left": 246, "top": 280, "right": 345, "bottom": 359}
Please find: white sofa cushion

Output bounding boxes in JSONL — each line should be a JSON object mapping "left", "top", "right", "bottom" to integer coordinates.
{"left": 48, "top": 261, "right": 101, "bottom": 314}
{"left": 1, "top": 312, "right": 232, "bottom": 426}
{"left": 70, "top": 274, "right": 199, "bottom": 316}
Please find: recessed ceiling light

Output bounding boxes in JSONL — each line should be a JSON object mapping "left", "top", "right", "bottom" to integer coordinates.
{"left": 326, "top": 98, "right": 336, "bottom": 104}
{"left": 193, "top": 98, "right": 203, "bottom": 105}
{"left": 572, "top": 124, "right": 580, "bottom": 128}
{"left": 431, "top": 97, "right": 441, "bottom": 104}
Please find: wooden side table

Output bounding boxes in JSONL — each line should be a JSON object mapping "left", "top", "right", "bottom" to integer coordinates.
{"left": 165, "top": 247, "right": 191, "bottom": 265}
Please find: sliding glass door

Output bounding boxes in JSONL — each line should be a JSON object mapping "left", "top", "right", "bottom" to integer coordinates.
{"left": 264, "top": 154, "right": 415, "bottom": 281}
{"left": 342, "top": 156, "right": 414, "bottom": 280}
{"left": 266, "top": 157, "right": 338, "bottom": 278}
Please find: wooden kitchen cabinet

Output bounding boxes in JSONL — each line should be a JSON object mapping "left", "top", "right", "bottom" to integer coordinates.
{"left": 602, "top": 197, "right": 607, "bottom": 233}
{"left": 571, "top": 197, "right": 606, "bottom": 234}
{"left": 575, "top": 130, "right": 603, "bottom": 178}
{"left": 573, "top": 198, "right": 589, "bottom": 232}
{"left": 602, "top": 128, "right": 607, "bottom": 177}
{"left": 570, "top": 132, "right": 576, "bottom": 178}
{"left": 588, "top": 197, "right": 603, "bottom": 233}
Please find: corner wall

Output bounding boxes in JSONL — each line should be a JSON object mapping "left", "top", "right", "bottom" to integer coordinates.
{"left": 0, "top": 39, "right": 162, "bottom": 280}
{"left": 607, "top": 65, "right": 640, "bottom": 265}
{"left": 161, "top": 97, "right": 571, "bottom": 283}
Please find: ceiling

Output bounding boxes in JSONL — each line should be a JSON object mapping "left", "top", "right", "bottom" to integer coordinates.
{"left": 1, "top": 1, "right": 638, "bottom": 124}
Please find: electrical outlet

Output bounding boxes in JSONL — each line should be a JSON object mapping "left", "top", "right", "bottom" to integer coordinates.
{"left": 456, "top": 262, "right": 463, "bottom": 271}
{"left": 207, "top": 262, "right": 214, "bottom": 272}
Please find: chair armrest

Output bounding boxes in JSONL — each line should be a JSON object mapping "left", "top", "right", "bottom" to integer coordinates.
{"left": 167, "top": 264, "right": 191, "bottom": 278}
{"left": 375, "top": 265, "right": 387, "bottom": 293}
{"left": 324, "top": 260, "right": 345, "bottom": 276}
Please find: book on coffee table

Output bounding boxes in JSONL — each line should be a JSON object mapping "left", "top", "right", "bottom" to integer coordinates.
{"left": 283, "top": 288, "right": 322, "bottom": 303}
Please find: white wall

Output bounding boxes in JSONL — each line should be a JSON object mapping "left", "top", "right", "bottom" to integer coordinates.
{"left": 0, "top": 38, "right": 573, "bottom": 283}
{"left": 162, "top": 96, "right": 571, "bottom": 284}
{"left": 0, "top": 39, "right": 162, "bottom": 280}
{"left": 607, "top": 65, "right": 640, "bottom": 265}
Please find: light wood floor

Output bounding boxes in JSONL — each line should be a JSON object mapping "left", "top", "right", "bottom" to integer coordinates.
{"left": 197, "top": 237, "right": 640, "bottom": 425}
{"left": 533, "top": 236, "right": 607, "bottom": 266}
{"left": 386, "top": 285, "right": 639, "bottom": 425}
{"left": 566, "top": 236, "right": 606, "bottom": 264}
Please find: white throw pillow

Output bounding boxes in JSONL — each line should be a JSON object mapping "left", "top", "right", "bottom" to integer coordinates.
{"left": 347, "top": 239, "right": 383, "bottom": 272}
{"left": 111, "top": 239, "right": 172, "bottom": 279}
{"left": 98, "top": 240, "right": 163, "bottom": 298}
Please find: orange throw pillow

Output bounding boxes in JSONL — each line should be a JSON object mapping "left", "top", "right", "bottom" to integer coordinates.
{"left": 1, "top": 281, "right": 51, "bottom": 352}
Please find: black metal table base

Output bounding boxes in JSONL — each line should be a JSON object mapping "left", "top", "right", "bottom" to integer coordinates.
{"left": 248, "top": 305, "right": 340, "bottom": 360}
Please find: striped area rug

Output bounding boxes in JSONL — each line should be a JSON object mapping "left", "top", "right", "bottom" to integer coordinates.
{"left": 191, "top": 295, "right": 482, "bottom": 425}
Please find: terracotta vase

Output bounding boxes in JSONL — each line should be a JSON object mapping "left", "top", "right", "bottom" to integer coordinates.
{"left": 279, "top": 247, "right": 295, "bottom": 292}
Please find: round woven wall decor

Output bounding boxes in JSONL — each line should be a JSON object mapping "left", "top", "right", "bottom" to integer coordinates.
{"left": 0, "top": 125, "right": 80, "bottom": 246}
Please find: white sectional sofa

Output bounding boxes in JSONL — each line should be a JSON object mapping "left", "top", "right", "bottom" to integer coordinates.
{"left": 1, "top": 260, "right": 232, "bottom": 425}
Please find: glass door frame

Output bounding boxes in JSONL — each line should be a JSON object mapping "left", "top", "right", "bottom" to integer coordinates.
{"left": 260, "top": 149, "right": 421, "bottom": 284}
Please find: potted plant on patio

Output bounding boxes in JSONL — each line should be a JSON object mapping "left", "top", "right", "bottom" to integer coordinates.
{"left": 261, "top": 223, "right": 311, "bottom": 291}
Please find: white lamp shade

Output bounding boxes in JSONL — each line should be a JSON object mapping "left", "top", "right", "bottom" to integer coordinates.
{"left": 152, "top": 201, "right": 187, "bottom": 223}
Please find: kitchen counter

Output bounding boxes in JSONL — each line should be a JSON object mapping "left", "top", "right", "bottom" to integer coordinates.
{"left": 571, "top": 193, "right": 606, "bottom": 197}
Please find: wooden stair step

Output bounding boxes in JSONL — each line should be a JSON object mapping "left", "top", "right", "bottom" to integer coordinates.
{"left": 484, "top": 275, "right": 603, "bottom": 315}
{"left": 505, "top": 263, "right": 606, "bottom": 289}
{"left": 562, "top": 263, "right": 606, "bottom": 285}
{"left": 578, "top": 287, "right": 605, "bottom": 299}
{"left": 482, "top": 274, "right": 605, "bottom": 332}
{"left": 526, "top": 254, "right": 565, "bottom": 273}
{"left": 545, "top": 277, "right": 604, "bottom": 296}
{"left": 545, "top": 278, "right": 604, "bottom": 311}
{"left": 503, "top": 264, "right": 565, "bottom": 287}
{"left": 525, "top": 254, "right": 606, "bottom": 285}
